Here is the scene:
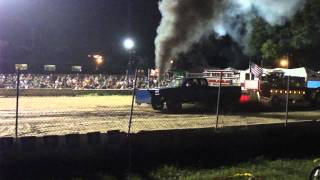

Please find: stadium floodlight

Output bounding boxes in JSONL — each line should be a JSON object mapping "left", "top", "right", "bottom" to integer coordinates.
{"left": 123, "top": 38, "right": 135, "bottom": 50}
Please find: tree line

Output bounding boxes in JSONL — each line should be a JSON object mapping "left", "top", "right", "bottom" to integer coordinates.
{"left": 176, "top": 0, "right": 320, "bottom": 71}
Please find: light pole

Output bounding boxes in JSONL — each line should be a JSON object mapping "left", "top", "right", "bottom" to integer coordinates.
{"left": 123, "top": 38, "right": 135, "bottom": 85}
{"left": 168, "top": 60, "right": 174, "bottom": 80}
{"left": 123, "top": 37, "right": 137, "bottom": 139}
{"left": 279, "top": 55, "right": 290, "bottom": 126}
{"left": 279, "top": 56, "right": 289, "bottom": 69}
{"left": 123, "top": 38, "right": 135, "bottom": 50}
{"left": 88, "top": 54, "right": 104, "bottom": 71}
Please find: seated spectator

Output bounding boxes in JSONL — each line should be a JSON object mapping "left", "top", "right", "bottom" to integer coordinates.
{"left": 0, "top": 73, "right": 151, "bottom": 90}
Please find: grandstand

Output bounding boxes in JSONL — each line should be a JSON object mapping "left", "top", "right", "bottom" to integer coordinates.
{"left": 0, "top": 74, "right": 146, "bottom": 89}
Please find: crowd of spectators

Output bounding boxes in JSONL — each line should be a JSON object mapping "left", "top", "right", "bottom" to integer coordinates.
{"left": 0, "top": 74, "right": 162, "bottom": 89}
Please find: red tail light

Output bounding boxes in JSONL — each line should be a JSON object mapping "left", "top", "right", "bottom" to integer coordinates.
{"left": 239, "top": 95, "right": 250, "bottom": 104}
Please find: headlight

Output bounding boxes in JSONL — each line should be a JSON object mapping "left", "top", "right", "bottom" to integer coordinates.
{"left": 155, "top": 90, "right": 160, "bottom": 95}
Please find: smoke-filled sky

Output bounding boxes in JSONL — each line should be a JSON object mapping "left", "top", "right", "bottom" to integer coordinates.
{"left": 155, "top": 0, "right": 306, "bottom": 73}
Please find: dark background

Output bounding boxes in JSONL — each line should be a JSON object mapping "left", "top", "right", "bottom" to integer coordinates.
{"left": 0, "top": 0, "right": 161, "bottom": 73}
{"left": 0, "top": 0, "right": 319, "bottom": 73}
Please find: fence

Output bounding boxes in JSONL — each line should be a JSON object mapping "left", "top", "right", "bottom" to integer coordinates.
{"left": 1, "top": 71, "right": 319, "bottom": 139}
{"left": 1, "top": 71, "right": 320, "bottom": 179}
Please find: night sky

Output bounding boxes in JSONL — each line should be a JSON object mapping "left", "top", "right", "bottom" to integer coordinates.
{"left": 0, "top": 0, "right": 161, "bottom": 72}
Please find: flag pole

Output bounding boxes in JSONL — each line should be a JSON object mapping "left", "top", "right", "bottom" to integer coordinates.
{"left": 249, "top": 59, "right": 252, "bottom": 73}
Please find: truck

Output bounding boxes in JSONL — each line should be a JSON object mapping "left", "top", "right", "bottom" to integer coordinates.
{"left": 135, "top": 77, "right": 242, "bottom": 112}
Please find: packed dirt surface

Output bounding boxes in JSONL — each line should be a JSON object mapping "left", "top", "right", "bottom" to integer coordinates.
{"left": 0, "top": 96, "right": 319, "bottom": 137}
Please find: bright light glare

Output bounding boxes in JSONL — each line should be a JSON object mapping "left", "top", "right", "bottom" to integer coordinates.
{"left": 123, "top": 38, "right": 135, "bottom": 50}
{"left": 280, "top": 59, "right": 289, "bottom": 68}
{"left": 96, "top": 58, "right": 103, "bottom": 65}
{"left": 88, "top": 54, "right": 104, "bottom": 65}
{"left": 93, "top": 54, "right": 103, "bottom": 59}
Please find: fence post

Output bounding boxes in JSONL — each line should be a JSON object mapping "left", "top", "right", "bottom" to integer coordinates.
{"left": 215, "top": 72, "right": 223, "bottom": 129}
{"left": 285, "top": 75, "right": 290, "bottom": 126}
{"left": 128, "top": 69, "right": 138, "bottom": 134}
{"left": 15, "top": 69, "right": 20, "bottom": 139}
{"left": 147, "top": 68, "right": 150, "bottom": 88}
{"left": 126, "top": 69, "right": 138, "bottom": 177}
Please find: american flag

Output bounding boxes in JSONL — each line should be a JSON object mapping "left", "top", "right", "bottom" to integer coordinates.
{"left": 250, "top": 62, "right": 263, "bottom": 78}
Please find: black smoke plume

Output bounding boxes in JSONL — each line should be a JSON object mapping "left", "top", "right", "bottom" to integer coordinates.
{"left": 155, "top": 0, "right": 306, "bottom": 74}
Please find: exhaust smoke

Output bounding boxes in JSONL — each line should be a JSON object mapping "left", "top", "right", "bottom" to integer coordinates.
{"left": 155, "top": 0, "right": 306, "bottom": 74}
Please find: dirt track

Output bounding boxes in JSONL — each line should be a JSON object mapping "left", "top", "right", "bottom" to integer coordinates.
{"left": 0, "top": 96, "right": 319, "bottom": 137}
